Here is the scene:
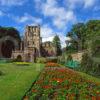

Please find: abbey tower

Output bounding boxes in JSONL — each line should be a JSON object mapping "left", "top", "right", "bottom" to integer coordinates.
{"left": 24, "top": 25, "right": 42, "bottom": 57}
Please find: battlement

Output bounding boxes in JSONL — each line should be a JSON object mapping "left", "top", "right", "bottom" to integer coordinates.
{"left": 25, "top": 25, "right": 40, "bottom": 34}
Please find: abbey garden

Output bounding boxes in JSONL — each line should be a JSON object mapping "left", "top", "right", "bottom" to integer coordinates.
{"left": 0, "top": 20, "right": 100, "bottom": 100}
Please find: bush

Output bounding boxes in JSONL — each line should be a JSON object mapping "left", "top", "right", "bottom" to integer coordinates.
{"left": 67, "top": 54, "right": 73, "bottom": 61}
{"left": 6, "top": 59, "right": 15, "bottom": 63}
{"left": 46, "top": 57, "right": 58, "bottom": 63}
{"left": 14, "top": 62, "right": 31, "bottom": 66}
{"left": 36, "top": 57, "right": 58, "bottom": 63}
{"left": 36, "top": 57, "right": 47, "bottom": 63}
{"left": 80, "top": 52, "right": 100, "bottom": 77}
{"left": 81, "top": 53, "right": 92, "bottom": 72}
{"left": 58, "top": 55, "right": 66, "bottom": 65}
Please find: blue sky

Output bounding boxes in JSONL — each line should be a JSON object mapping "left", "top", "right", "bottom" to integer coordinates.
{"left": 0, "top": 0, "right": 100, "bottom": 47}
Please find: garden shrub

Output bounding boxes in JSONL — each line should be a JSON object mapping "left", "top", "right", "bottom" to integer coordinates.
{"left": 36, "top": 57, "right": 47, "bottom": 63}
{"left": 81, "top": 52, "right": 93, "bottom": 73}
{"left": 46, "top": 57, "right": 58, "bottom": 63}
{"left": 67, "top": 54, "right": 73, "bottom": 61}
{"left": 58, "top": 55, "right": 66, "bottom": 65}
{"left": 6, "top": 59, "right": 15, "bottom": 63}
{"left": 14, "top": 62, "right": 31, "bottom": 66}
{"left": 80, "top": 52, "right": 100, "bottom": 77}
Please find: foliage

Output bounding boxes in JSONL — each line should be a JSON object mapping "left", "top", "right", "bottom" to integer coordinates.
{"left": 36, "top": 57, "right": 47, "bottom": 63}
{"left": 14, "top": 62, "right": 31, "bottom": 66}
{"left": 46, "top": 57, "right": 58, "bottom": 63}
{"left": 81, "top": 52, "right": 93, "bottom": 72}
{"left": 53, "top": 35, "right": 62, "bottom": 56}
{"left": 85, "top": 20, "right": 100, "bottom": 40}
{"left": 81, "top": 52, "right": 100, "bottom": 77}
{"left": 66, "top": 20, "right": 100, "bottom": 77}
{"left": 67, "top": 54, "right": 73, "bottom": 61}
{"left": 0, "top": 26, "right": 21, "bottom": 41}
{"left": 67, "top": 23, "right": 86, "bottom": 50}
{"left": 66, "top": 20, "right": 100, "bottom": 51}
{"left": 58, "top": 54, "right": 66, "bottom": 65}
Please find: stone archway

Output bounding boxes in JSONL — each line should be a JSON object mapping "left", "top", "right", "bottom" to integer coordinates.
{"left": 16, "top": 55, "right": 22, "bottom": 62}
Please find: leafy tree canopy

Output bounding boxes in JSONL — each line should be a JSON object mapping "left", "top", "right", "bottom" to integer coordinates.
{"left": 0, "top": 26, "right": 21, "bottom": 41}
{"left": 86, "top": 20, "right": 100, "bottom": 39}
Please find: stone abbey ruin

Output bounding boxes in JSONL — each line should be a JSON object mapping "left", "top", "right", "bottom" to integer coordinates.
{"left": 0, "top": 25, "right": 56, "bottom": 62}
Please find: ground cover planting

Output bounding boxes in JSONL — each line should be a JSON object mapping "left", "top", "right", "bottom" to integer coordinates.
{"left": 24, "top": 63, "right": 100, "bottom": 100}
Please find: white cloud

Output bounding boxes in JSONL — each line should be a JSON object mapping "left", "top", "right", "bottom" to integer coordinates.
{"left": 59, "top": 34, "right": 66, "bottom": 48}
{"left": 36, "top": 0, "right": 76, "bottom": 30}
{"left": 84, "top": 0, "right": 95, "bottom": 8}
{"left": 12, "top": 13, "right": 42, "bottom": 24}
{"left": 41, "top": 24, "right": 55, "bottom": 38}
{"left": 0, "top": 0, "right": 27, "bottom": 6}
{"left": 34, "top": 0, "right": 72, "bottom": 47}
{"left": 65, "top": 0, "right": 82, "bottom": 9}
{"left": 64, "top": 0, "right": 96, "bottom": 9}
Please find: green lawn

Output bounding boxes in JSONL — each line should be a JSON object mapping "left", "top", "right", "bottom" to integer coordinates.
{"left": 0, "top": 63, "right": 44, "bottom": 100}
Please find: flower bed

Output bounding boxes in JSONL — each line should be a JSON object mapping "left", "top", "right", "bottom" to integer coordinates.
{"left": 23, "top": 63, "right": 100, "bottom": 100}
{"left": 45, "top": 62, "right": 62, "bottom": 67}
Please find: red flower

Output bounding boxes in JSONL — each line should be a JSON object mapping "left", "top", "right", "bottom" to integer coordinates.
{"left": 92, "top": 96, "right": 96, "bottom": 100}
{"left": 42, "top": 85, "right": 52, "bottom": 89}
{"left": 46, "top": 62, "right": 61, "bottom": 67}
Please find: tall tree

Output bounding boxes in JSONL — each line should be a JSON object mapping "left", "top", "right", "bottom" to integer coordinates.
{"left": 53, "top": 35, "right": 62, "bottom": 56}
{"left": 71, "top": 23, "right": 86, "bottom": 50}
{"left": 85, "top": 20, "right": 100, "bottom": 39}
{"left": 66, "top": 32, "right": 78, "bottom": 52}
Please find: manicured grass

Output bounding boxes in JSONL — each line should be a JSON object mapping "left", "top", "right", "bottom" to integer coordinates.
{"left": 0, "top": 63, "right": 44, "bottom": 100}
{"left": 78, "top": 71, "right": 100, "bottom": 83}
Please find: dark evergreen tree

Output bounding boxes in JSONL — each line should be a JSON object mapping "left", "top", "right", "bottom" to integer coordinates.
{"left": 53, "top": 35, "right": 62, "bottom": 56}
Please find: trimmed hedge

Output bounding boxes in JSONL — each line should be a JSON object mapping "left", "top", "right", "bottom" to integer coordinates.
{"left": 36, "top": 57, "right": 47, "bottom": 63}
{"left": 46, "top": 57, "right": 58, "bottom": 63}
{"left": 36, "top": 57, "right": 58, "bottom": 63}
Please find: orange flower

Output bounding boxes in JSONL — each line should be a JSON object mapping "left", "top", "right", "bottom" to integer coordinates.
{"left": 75, "top": 80, "right": 80, "bottom": 83}
{"left": 32, "top": 89, "right": 37, "bottom": 93}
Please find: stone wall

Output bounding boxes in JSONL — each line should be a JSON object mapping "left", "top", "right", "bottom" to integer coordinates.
{"left": 41, "top": 41, "right": 56, "bottom": 57}
{"left": 71, "top": 52, "right": 83, "bottom": 62}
